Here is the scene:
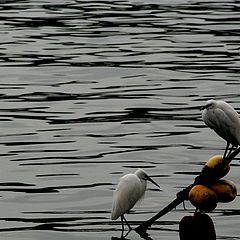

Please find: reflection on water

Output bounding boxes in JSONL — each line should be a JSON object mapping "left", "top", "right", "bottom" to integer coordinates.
{"left": 0, "top": 0, "right": 240, "bottom": 239}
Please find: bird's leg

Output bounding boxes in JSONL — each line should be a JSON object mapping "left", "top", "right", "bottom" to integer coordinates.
{"left": 120, "top": 215, "right": 125, "bottom": 238}
{"left": 121, "top": 215, "right": 125, "bottom": 232}
{"left": 226, "top": 144, "right": 236, "bottom": 158}
{"left": 120, "top": 215, "right": 132, "bottom": 238}
{"left": 123, "top": 228, "right": 131, "bottom": 238}
{"left": 223, "top": 142, "right": 230, "bottom": 159}
{"left": 122, "top": 215, "right": 132, "bottom": 231}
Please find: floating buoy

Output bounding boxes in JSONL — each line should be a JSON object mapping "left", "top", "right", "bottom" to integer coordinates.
{"left": 209, "top": 179, "right": 237, "bottom": 203}
{"left": 179, "top": 213, "right": 216, "bottom": 240}
{"left": 203, "top": 155, "right": 230, "bottom": 180}
{"left": 188, "top": 184, "right": 218, "bottom": 212}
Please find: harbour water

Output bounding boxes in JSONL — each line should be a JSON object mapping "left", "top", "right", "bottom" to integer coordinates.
{"left": 0, "top": 0, "right": 240, "bottom": 239}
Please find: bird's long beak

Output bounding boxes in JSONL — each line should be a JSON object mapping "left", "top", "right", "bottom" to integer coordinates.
{"left": 200, "top": 105, "right": 206, "bottom": 111}
{"left": 146, "top": 175, "right": 161, "bottom": 189}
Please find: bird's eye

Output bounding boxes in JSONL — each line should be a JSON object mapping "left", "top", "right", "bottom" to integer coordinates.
{"left": 204, "top": 102, "right": 213, "bottom": 109}
{"left": 143, "top": 175, "right": 148, "bottom": 180}
{"left": 200, "top": 102, "right": 213, "bottom": 110}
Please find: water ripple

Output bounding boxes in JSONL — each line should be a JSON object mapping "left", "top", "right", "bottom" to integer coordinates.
{"left": 0, "top": 1, "right": 240, "bottom": 239}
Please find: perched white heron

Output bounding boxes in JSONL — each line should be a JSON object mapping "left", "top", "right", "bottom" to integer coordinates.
{"left": 201, "top": 99, "right": 240, "bottom": 158}
{"left": 111, "top": 168, "right": 160, "bottom": 235}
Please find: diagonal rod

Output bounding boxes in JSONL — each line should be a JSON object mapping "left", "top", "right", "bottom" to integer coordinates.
{"left": 135, "top": 185, "right": 191, "bottom": 236}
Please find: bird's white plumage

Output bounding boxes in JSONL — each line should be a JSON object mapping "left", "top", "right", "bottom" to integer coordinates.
{"left": 111, "top": 172, "right": 146, "bottom": 220}
{"left": 112, "top": 169, "right": 147, "bottom": 220}
{"left": 202, "top": 99, "right": 240, "bottom": 146}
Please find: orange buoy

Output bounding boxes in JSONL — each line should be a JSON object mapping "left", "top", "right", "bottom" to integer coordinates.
{"left": 209, "top": 179, "right": 237, "bottom": 202}
{"left": 188, "top": 184, "right": 217, "bottom": 212}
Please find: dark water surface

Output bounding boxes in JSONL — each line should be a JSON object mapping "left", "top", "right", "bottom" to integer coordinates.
{"left": 0, "top": 0, "right": 240, "bottom": 239}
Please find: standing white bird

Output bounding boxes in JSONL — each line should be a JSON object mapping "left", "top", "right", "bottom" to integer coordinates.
{"left": 111, "top": 168, "right": 160, "bottom": 234}
{"left": 201, "top": 99, "right": 240, "bottom": 158}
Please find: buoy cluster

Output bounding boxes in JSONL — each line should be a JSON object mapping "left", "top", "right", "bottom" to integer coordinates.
{"left": 188, "top": 155, "right": 237, "bottom": 212}
{"left": 179, "top": 155, "right": 237, "bottom": 240}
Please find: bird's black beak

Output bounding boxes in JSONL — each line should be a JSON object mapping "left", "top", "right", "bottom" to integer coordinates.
{"left": 146, "top": 175, "right": 161, "bottom": 189}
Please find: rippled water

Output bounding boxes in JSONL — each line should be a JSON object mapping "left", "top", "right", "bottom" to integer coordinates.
{"left": 0, "top": 0, "right": 240, "bottom": 239}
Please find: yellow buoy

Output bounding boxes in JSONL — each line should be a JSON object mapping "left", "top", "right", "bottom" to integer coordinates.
{"left": 202, "top": 155, "right": 230, "bottom": 180}
{"left": 188, "top": 184, "right": 218, "bottom": 212}
{"left": 209, "top": 179, "right": 237, "bottom": 203}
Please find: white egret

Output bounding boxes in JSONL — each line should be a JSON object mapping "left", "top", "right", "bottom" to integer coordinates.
{"left": 201, "top": 99, "right": 240, "bottom": 158}
{"left": 111, "top": 168, "right": 160, "bottom": 234}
